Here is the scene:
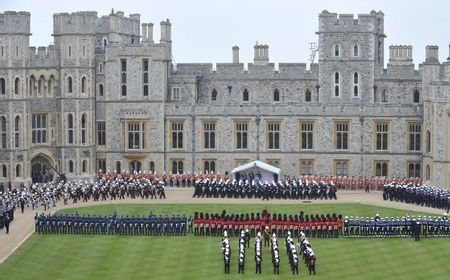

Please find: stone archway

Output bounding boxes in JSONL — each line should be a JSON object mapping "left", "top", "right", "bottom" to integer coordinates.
{"left": 31, "top": 154, "right": 55, "bottom": 183}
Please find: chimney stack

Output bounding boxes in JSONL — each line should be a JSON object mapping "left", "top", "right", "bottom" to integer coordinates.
{"left": 254, "top": 42, "right": 269, "bottom": 65}
{"left": 232, "top": 46, "right": 239, "bottom": 63}
{"left": 425, "top": 45, "right": 439, "bottom": 63}
{"left": 141, "top": 23, "right": 148, "bottom": 41}
{"left": 147, "top": 23, "right": 154, "bottom": 43}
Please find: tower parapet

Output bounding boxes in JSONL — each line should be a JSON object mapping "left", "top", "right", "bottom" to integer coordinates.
{"left": 0, "top": 11, "right": 30, "bottom": 35}
{"left": 389, "top": 45, "right": 413, "bottom": 65}
{"left": 29, "top": 45, "right": 59, "bottom": 67}
{"left": 318, "top": 10, "right": 384, "bottom": 33}
{"left": 53, "top": 11, "right": 97, "bottom": 35}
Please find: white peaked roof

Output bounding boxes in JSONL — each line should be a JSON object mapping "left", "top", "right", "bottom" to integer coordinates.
{"left": 231, "top": 160, "right": 281, "bottom": 175}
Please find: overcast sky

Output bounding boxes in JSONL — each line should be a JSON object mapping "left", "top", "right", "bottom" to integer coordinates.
{"left": 2, "top": 0, "right": 450, "bottom": 66}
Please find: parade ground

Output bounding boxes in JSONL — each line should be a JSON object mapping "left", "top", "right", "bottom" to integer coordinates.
{"left": 0, "top": 189, "right": 449, "bottom": 280}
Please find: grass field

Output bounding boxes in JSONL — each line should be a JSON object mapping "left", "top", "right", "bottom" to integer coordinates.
{"left": 1, "top": 203, "right": 449, "bottom": 280}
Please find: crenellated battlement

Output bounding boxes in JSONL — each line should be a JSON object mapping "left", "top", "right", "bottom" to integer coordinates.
{"left": 28, "top": 46, "right": 59, "bottom": 67}
{"left": 318, "top": 10, "right": 384, "bottom": 33}
{"left": 389, "top": 45, "right": 413, "bottom": 65}
{"left": 0, "top": 11, "right": 30, "bottom": 35}
{"left": 53, "top": 11, "right": 98, "bottom": 35}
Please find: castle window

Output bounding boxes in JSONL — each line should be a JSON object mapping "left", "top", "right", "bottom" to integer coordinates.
{"left": 335, "top": 121, "right": 349, "bottom": 150}
{"left": 143, "top": 59, "right": 149, "bottom": 96}
{"left": 334, "top": 160, "right": 349, "bottom": 176}
{"left": 211, "top": 89, "right": 217, "bottom": 101}
{"left": 300, "top": 121, "right": 314, "bottom": 150}
{"left": 0, "top": 78, "right": 6, "bottom": 95}
{"left": 375, "top": 122, "right": 389, "bottom": 151}
{"left": 408, "top": 162, "right": 421, "bottom": 178}
{"left": 16, "top": 45, "right": 19, "bottom": 57}
{"left": 413, "top": 89, "right": 420, "bottom": 103}
{"left": 68, "top": 77, "right": 73, "bottom": 93}
{"left": 381, "top": 90, "right": 388, "bottom": 103}
{"left": 81, "top": 77, "right": 86, "bottom": 93}
{"left": 82, "top": 160, "right": 88, "bottom": 173}
{"left": 103, "top": 38, "right": 108, "bottom": 48}
{"left": 31, "top": 113, "right": 47, "bottom": 144}
{"left": 334, "top": 72, "right": 340, "bottom": 97}
{"left": 48, "top": 76, "right": 55, "bottom": 96}
{"left": 82, "top": 46, "right": 86, "bottom": 57}
{"left": 68, "top": 160, "right": 74, "bottom": 173}
{"left": 97, "top": 122, "right": 105, "bottom": 146}
{"left": 99, "top": 63, "right": 103, "bottom": 74}
{"left": 242, "top": 89, "right": 249, "bottom": 101}
{"left": 68, "top": 46, "right": 71, "bottom": 57}
{"left": 1, "top": 116, "right": 6, "bottom": 149}
{"left": 203, "top": 121, "right": 216, "bottom": 149}
{"left": 149, "top": 161, "right": 155, "bottom": 174}
{"left": 305, "top": 89, "right": 312, "bottom": 102}
{"left": 14, "top": 116, "right": 20, "bottom": 148}
{"left": 29, "top": 76, "right": 35, "bottom": 95}
{"left": 426, "top": 130, "right": 431, "bottom": 153}
{"left": 1, "top": 164, "right": 6, "bottom": 177}
{"left": 171, "top": 160, "right": 184, "bottom": 175}
{"left": 14, "top": 78, "right": 20, "bottom": 95}
{"left": 1, "top": 46, "right": 3, "bottom": 57}
{"left": 97, "top": 159, "right": 106, "bottom": 173}
{"left": 273, "top": 89, "right": 280, "bottom": 102}
{"left": 98, "top": 84, "right": 104, "bottom": 96}
{"left": 334, "top": 45, "right": 340, "bottom": 57}
{"left": 235, "top": 121, "right": 248, "bottom": 150}
{"left": 408, "top": 123, "right": 421, "bottom": 151}
{"left": 353, "top": 72, "right": 359, "bottom": 97}
{"left": 203, "top": 160, "right": 216, "bottom": 174}
{"left": 67, "top": 114, "right": 74, "bottom": 144}
{"left": 374, "top": 161, "right": 389, "bottom": 177}
{"left": 115, "top": 161, "right": 121, "bottom": 173}
{"left": 171, "top": 121, "right": 184, "bottom": 149}
{"left": 172, "top": 87, "right": 180, "bottom": 100}
{"left": 127, "top": 122, "right": 146, "bottom": 150}
{"left": 353, "top": 45, "right": 359, "bottom": 57}
{"left": 426, "top": 165, "right": 430, "bottom": 180}
{"left": 121, "top": 59, "right": 127, "bottom": 96}
{"left": 267, "top": 121, "right": 280, "bottom": 150}
{"left": 81, "top": 114, "right": 87, "bottom": 145}
{"left": 300, "top": 160, "right": 314, "bottom": 176}
{"left": 38, "top": 76, "right": 45, "bottom": 95}
{"left": 15, "top": 164, "right": 21, "bottom": 178}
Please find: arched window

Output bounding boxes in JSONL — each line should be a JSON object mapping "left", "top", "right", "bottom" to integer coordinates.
{"left": 1, "top": 116, "right": 7, "bottom": 149}
{"left": 334, "top": 45, "right": 340, "bottom": 57}
{"left": 149, "top": 161, "right": 155, "bottom": 174}
{"left": 211, "top": 89, "right": 217, "bottom": 101}
{"left": 273, "top": 89, "right": 280, "bottom": 102}
{"left": 413, "top": 90, "right": 420, "bottom": 103}
{"left": 48, "top": 76, "right": 55, "bottom": 96}
{"left": 2, "top": 164, "right": 6, "bottom": 177}
{"left": 15, "top": 164, "right": 21, "bottom": 178}
{"left": 426, "top": 130, "right": 431, "bottom": 153}
{"left": 14, "top": 77, "right": 20, "bottom": 95}
{"left": 38, "top": 75, "right": 45, "bottom": 95}
{"left": 129, "top": 160, "right": 141, "bottom": 173}
{"left": 0, "top": 78, "right": 5, "bottom": 95}
{"left": 115, "top": 161, "right": 121, "bottom": 173}
{"left": 14, "top": 116, "right": 20, "bottom": 148}
{"left": 68, "top": 160, "right": 74, "bottom": 173}
{"left": 353, "top": 45, "right": 359, "bottom": 57}
{"left": 29, "top": 76, "right": 35, "bottom": 95}
{"left": 81, "top": 113, "right": 87, "bottom": 145}
{"left": 426, "top": 165, "right": 431, "bottom": 180}
{"left": 353, "top": 72, "right": 359, "bottom": 97}
{"left": 242, "top": 89, "right": 249, "bottom": 101}
{"left": 99, "top": 84, "right": 104, "bottom": 97}
{"left": 381, "top": 90, "right": 388, "bottom": 103}
{"left": 81, "top": 77, "right": 86, "bottom": 93}
{"left": 67, "top": 114, "right": 74, "bottom": 144}
{"left": 68, "top": 77, "right": 73, "bottom": 93}
{"left": 103, "top": 38, "right": 108, "bottom": 48}
{"left": 82, "top": 160, "right": 88, "bottom": 173}
{"left": 305, "top": 89, "right": 312, "bottom": 102}
{"left": 334, "top": 72, "right": 340, "bottom": 97}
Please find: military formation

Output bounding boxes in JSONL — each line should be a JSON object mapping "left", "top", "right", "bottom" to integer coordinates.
{"left": 0, "top": 195, "right": 15, "bottom": 234}
{"left": 35, "top": 212, "right": 187, "bottom": 236}
{"left": 193, "top": 209, "right": 343, "bottom": 238}
{"left": 193, "top": 178, "right": 338, "bottom": 200}
{"left": 343, "top": 214, "right": 450, "bottom": 239}
{"left": 383, "top": 184, "right": 450, "bottom": 212}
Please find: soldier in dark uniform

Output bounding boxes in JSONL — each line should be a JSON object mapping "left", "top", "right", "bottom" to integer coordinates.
{"left": 4, "top": 212, "right": 10, "bottom": 234}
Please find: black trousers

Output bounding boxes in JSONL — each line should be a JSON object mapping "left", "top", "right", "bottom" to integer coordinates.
{"left": 238, "top": 263, "right": 244, "bottom": 273}
{"left": 224, "top": 263, "right": 230, "bottom": 273}
{"left": 255, "top": 263, "right": 261, "bottom": 274}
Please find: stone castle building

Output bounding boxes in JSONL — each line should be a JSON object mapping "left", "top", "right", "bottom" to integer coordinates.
{"left": 0, "top": 10, "right": 449, "bottom": 188}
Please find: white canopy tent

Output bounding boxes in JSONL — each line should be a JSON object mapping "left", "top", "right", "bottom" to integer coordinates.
{"left": 231, "top": 160, "right": 281, "bottom": 183}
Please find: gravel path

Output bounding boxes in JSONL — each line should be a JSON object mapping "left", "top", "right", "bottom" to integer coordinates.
{"left": 0, "top": 188, "right": 447, "bottom": 263}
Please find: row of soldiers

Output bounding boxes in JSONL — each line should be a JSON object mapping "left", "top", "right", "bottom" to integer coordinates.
{"left": 343, "top": 214, "right": 450, "bottom": 238}
{"left": 35, "top": 212, "right": 187, "bottom": 236}
{"left": 298, "top": 232, "right": 317, "bottom": 275}
{"left": 193, "top": 210, "right": 343, "bottom": 238}
{"left": 0, "top": 197, "right": 14, "bottom": 234}
{"left": 193, "top": 179, "right": 337, "bottom": 200}
{"left": 383, "top": 184, "right": 450, "bottom": 212}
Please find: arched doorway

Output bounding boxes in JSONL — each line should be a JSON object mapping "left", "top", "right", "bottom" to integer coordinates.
{"left": 31, "top": 154, "right": 54, "bottom": 183}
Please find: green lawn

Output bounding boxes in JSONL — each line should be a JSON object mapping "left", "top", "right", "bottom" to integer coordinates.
{"left": 0, "top": 204, "right": 449, "bottom": 280}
